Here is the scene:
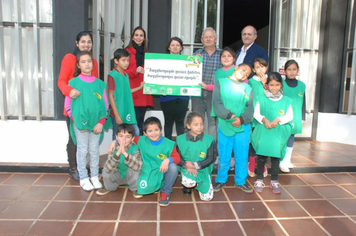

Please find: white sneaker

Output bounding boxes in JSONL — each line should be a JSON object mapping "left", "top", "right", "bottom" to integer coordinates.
{"left": 279, "top": 162, "right": 290, "bottom": 173}
{"left": 90, "top": 176, "right": 103, "bottom": 189}
{"left": 287, "top": 163, "right": 294, "bottom": 169}
{"left": 80, "top": 178, "right": 94, "bottom": 191}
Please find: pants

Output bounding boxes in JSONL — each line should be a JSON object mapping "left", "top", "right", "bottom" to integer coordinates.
{"left": 102, "top": 168, "right": 140, "bottom": 191}
{"left": 73, "top": 125, "right": 100, "bottom": 180}
{"left": 257, "top": 155, "right": 280, "bottom": 180}
{"left": 287, "top": 134, "right": 295, "bottom": 148}
{"left": 191, "top": 90, "right": 216, "bottom": 140}
{"left": 160, "top": 163, "right": 178, "bottom": 195}
{"left": 65, "top": 116, "right": 77, "bottom": 169}
{"left": 160, "top": 99, "right": 189, "bottom": 140}
{"left": 135, "top": 106, "right": 148, "bottom": 135}
{"left": 111, "top": 116, "right": 139, "bottom": 140}
{"left": 215, "top": 124, "right": 250, "bottom": 185}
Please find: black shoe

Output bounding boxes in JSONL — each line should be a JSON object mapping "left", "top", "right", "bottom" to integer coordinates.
{"left": 69, "top": 168, "right": 79, "bottom": 181}
{"left": 182, "top": 187, "right": 192, "bottom": 195}
{"left": 235, "top": 184, "right": 253, "bottom": 193}
{"left": 213, "top": 182, "right": 226, "bottom": 192}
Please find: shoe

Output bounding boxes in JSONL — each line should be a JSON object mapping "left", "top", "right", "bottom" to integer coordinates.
{"left": 69, "top": 168, "right": 80, "bottom": 181}
{"left": 254, "top": 179, "right": 265, "bottom": 193}
{"left": 80, "top": 178, "right": 94, "bottom": 191}
{"left": 213, "top": 182, "right": 226, "bottom": 192}
{"left": 235, "top": 184, "right": 253, "bottom": 193}
{"left": 279, "top": 162, "right": 290, "bottom": 173}
{"left": 248, "top": 156, "right": 256, "bottom": 177}
{"left": 182, "top": 186, "right": 192, "bottom": 195}
{"left": 90, "top": 176, "right": 103, "bottom": 189}
{"left": 287, "top": 163, "right": 294, "bottom": 169}
{"left": 132, "top": 190, "right": 143, "bottom": 199}
{"left": 158, "top": 192, "right": 170, "bottom": 206}
{"left": 270, "top": 180, "right": 282, "bottom": 194}
{"left": 263, "top": 166, "right": 268, "bottom": 177}
{"left": 230, "top": 157, "right": 235, "bottom": 171}
{"left": 96, "top": 188, "right": 110, "bottom": 196}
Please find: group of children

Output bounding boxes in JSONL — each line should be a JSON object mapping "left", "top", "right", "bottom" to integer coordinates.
{"left": 66, "top": 45, "right": 305, "bottom": 206}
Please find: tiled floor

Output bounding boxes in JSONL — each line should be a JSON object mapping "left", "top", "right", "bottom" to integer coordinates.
{"left": 0, "top": 172, "right": 356, "bottom": 236}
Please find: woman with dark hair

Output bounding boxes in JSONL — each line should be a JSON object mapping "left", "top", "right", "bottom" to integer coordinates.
{"left": 57, "top": 31, "right": 99, "bottom": 181}
{"left": 125, "top": 26, "right": 153, "bottom": 135}
{"left": 160, "top": 37, "right": 189, "bottom": 140}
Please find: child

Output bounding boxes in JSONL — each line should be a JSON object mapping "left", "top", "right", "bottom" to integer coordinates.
{"left": 108, "top": 49, "right": 140, "bottom": 139}
{"left": 251, "top": 72, "right": 293, "bottom": 194}
{"left": 137, "top": 117, "right": 180, "bottom": 206}
{"left": 177, "top": 112, "right": 215, "bottom": 201}
{"left": 212, "top": 63, "right": 254, "bottom": 193}
{"left": 279, "top": 60, "right": 306, "bottom": 172}
{"left": 65, "top": 51, "right": 108, "bottom": 191}
{"left": 247, "top": 58, "right": 269, "bottom": 177}
{"left": 97, "top": 124, "right": 142, "bottom": 198}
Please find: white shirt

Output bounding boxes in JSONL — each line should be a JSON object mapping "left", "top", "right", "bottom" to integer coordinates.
{"left": 236, "top": 43, "right": 254, "bottom": 65}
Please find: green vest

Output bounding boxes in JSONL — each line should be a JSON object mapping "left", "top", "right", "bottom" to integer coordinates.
{"left": 217, "top": 78, "right": 252, "bottom": 136}
{"left": 176, "top": 133, "right": 214, "bottom": 194}
{"left": 249, "top": 77, "right": 267, "bottom": 128}
{"left": 283, "top": 80, "right": 306, "bottom": 134}
{"left": 69, "top": 77, "right": 107, "bottom": 144}
{"left": 137, "top": 136, "right": 175, "bottom": 194}
{"left": 113, "top": 144, "right": 139, "bottom": 178}
{"left": 109, "top": 70, "right": 137, "bottom": 124}
{"left": 211, "top": 67, "right": 235, "bottom": 117}
{"left": 251, "top": 95, "right": 293, "bottom": 158}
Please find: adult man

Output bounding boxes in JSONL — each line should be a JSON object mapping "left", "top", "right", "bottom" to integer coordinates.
{"left": 236, "top": 25, "right": 269, "bottom": 67}
{"left": 192, "top": 27, "right": 222, "bottom": 140}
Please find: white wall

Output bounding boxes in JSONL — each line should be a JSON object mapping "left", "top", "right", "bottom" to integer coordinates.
{"left": 316, "top": 113, "right": 356, "bottom": 145}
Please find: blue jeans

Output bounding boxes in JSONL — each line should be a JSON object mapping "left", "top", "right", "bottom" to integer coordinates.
{"left": 215, "top": 124, "right": 251, "bottom": 185}
{"left": 160, "top": 162, "right": 178, "bottom": 195}
{"left": 73, "top": 125, "right": 100, "bottom": 180}
{"left": 287, "top": 134, "right": 295, "bottom": 148}
{"left": 111, "top": 116, "right": 140, "bottom": 140}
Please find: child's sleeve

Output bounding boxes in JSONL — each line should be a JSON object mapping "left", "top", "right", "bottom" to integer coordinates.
{"left": 98, "top": 87, "right": 109, "bottom": 125}
{"left": 64, "top": 95, "right": 73, "bottom": 119}
{"left": 254, "top": 101, "right": 264, "bottom": 124}
{"left": 177, "top": 145, "right": 187, "bottom": 167}
{"left": 239, "top": 91, "right": 254, "bottom": 124}
{"left": 124, "top": 147, "right": 142, "bottom": 171}
{"left": 104, "top": 144, "right": 120, "bottom": 173}
{"left": 302, "top": 93, "right": 306, "bottom": 121}
{"left": 169, "top": 146, "right": 181, "bottom": 164}
{"left": 279, "top": 104, "right": 293, "bottom": 125}
{"left": 194, "top": 140, "right": 214, "bottom": 170}
{"left": 212, "top": 80, "right": 233, "bottom": 119}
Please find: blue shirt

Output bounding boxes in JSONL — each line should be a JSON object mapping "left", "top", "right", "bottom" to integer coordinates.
{"left": 194, "top": 47, "right": 223, "bottom": 84}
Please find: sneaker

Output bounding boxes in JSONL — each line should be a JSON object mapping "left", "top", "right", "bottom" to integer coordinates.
{"left": 279, "top": 162, "right": 290, "bottom": 173}
{"left": 80, "top": 178, "right": 94, "bottom": 191}
{"left": 132, "top": 190, "right": 143, "bottom": 199}
{"left": 182, "top": 186, "right": 192, "bottom": 195}
{"left": 235, "top": 184, "right": 253, "bottom": 193}
{"left": 254, "top": 179, "right": 265, "bottom": 193}
{"left": 96, "top": 188, "right": 110, "bottom": 196}
{"left": 213, "top": 182, "right": 226, "bottom": 192}
{"left": 158, "top": 192, "right": 170, "bottom": 206}
{"left": 263, "top": 166, "right": 268, "bottom": 177}
{"left": 287, "top": 163, "right": 294, "bottom": 169}
{"left": 270, "top": 180, "right": 282, "bottom": 194}
{"left": 90, "top": 176, "right": 103, "bottom": 189}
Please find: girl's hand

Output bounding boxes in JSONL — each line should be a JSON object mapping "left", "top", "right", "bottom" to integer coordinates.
{"left": 259, "top": 73, "right": 267, "bottom": 84}
{"left": 185, "top": 161, "right": 195, "bottom": 169}
{"left": 232, "top": 117, "right": 241, "bottom": 127}
{"left": 69, "top": 89, "right": 81, "bottom": 99}
{"left": 159, "top": 159, "right": 170, "bottom": 173}
{"left": 115, "top": 115, "right": 123, "bottom": 125}
{"left": 139, "top": 81, "right": 144, "bottom": 89}
{"left": 200, "top": 82, "right": 207, "bottom": 90}
{"left": 108, "top": 140, "right": 117, "bottom": 154}
{"left": 262, "top": 117, "right": 272, "bottom": 129}
{"left": 136, "top": 66, "right": 144, "bottom": 74}
{"left": 302, "top": 120, "right": 305, "bottom": 125}
{"left": 270, "top": 118, "right": 280, "bottom": 128}
{"left": 93, "top": 123, "right": 103, "bottom": 134}
{"left": 186, "top": 168, "right": 198, "bottom": 177}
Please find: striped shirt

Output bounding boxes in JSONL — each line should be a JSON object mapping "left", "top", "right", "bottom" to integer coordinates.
{"left": 194, "top": 47, "right": 223, "bottom": 84}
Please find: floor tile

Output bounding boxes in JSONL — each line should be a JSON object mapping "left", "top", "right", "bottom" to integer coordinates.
{"left": 116, "top": 222, "right": 156, "bottom": 236}
{"left": 125, "top": 192, "right": 158, "bottom": 202}
{"left": 65, "top": 178, "right": 80, "bottom": 186}
{"left": 19, "top": 186, "right": 61, "bottom": 200}
{"left": 313, "top": 185, "right": 354, "bottom": 198}
{"left": 201, "top": 221, "right": 243, "bottom": 236}
{"left": 224, "top": 188, "right": 261, "bottom": 201}
{"left": 55, "top": 186, "right": 91, "bottom": 201}
{"left": 0, "top": 173, "right": 12, "bottom": 184}
{"left": 289, "top": 157, "right": 313, "bottom": 163}
{"left": 193, "top": 188, "right": 227, "bottom": 202}
{"left": 3, "top": 173, "right": 41, "bottom": 185}
{"left": 120, "top": 203, "right": 157, "bottom": 221}
{"left": 294, "top": 150, "right": 319, "bottom": 157}
{"left": 0, "top": 186, "right": 28, "bottom": 199}
{"left": 196, "top": 203, "right": 236, "bottom": 220}
{"left": 0, "top": 201, "right": 10, "bottom": 212}
{"left": 317, "top": 150, "right": 343, "bottom": 157}
{"left": 90, "top": 188, "right": 125, "bottom": 202}
{"left": 324, "top": 173, "right": 356, "bottom": 184}
{"left": 316, "top": 217, "right": 356, "bottom": 236}
{"left": 279, "top": 219, "right": 328, "bottom": 236}
{"left": 0, "top": 221, "right": 33, "bottom": 235}
{"left": 241, "top": 220, "right": 285, "bottom": 236}
{"left": 266, "top": 201, "right": 308, "bottom": 217}
{"left": 337, "top": 150, "right": 356, "bottom": 156}
{"left": 278, "top": 175, "right": 307, "bottom": 186}
{"left": 257, "top": 186, "right": 293, "bottom": 200}
{"left": 232, "top": 202, "right": 273, "bottom": 219}
{"left": 298, "top": 174, "right": 334, "bottom": 185}
{"left": 160, "top": 222, "right": 200, "bottom": 236}
{"left": 341, "top": 184, "right": 356, "bottom": 195}
{"left": 40, "top": 202, "right": 85, "bottom": 220}
{"left": 304, "top": 156, "right": 337, "bottom": 163}
{"left": 298, "top": 200, "right": 344, "bottom": 216}
{"left": 80, "top": 202, "right": 121, "bottom": 220}
{"left": 329, "top": 199, "right": 356, "bottom": 215}
{"left": 34, "top": 174, "right": 69, "bottom": 186}
{"left": 27, "top": 221, "right": 74, "bottom": 236}
{"left": 284, "top": 186, "right": 323, "bottom": 199}
{"left": 326, "top": 156, "right": 356, "bottom": 163}
{"left": 0, "top": 201, "right": 48, "bottom": 219}
{"left": 72, "top": 222, "right": 115, "bottom": 236}
{"left": 170, "top": 188, "right": 193, "bottom": 202}
{"left": 160, "top": 203, "right": 196, "bottom": 220}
